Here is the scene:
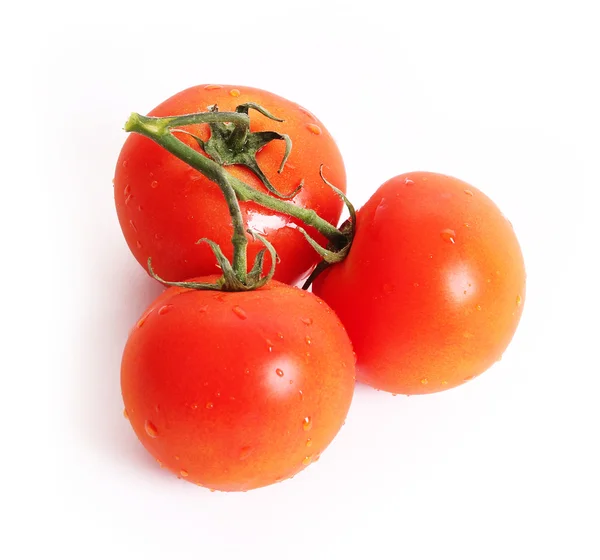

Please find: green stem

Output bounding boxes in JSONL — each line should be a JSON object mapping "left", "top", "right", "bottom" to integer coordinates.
{"left": 215, "top": 173, "right": 248, "bottom": 282}
{"left": 155, "top": 111, "right": 250, "bottom": 130}
{"left": 125, "top": 113, "right": 347, "bottom": 247}
{"left": 126, "top": 113, "right": 250, "bottom": 279}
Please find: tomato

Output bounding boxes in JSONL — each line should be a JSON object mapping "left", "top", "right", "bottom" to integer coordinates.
{"left": 114, "top": 85, "right": 346, "bottom": 285}
{"left": 313, "top": 172, "right": 526, "bottom": 395}
{"left": 121, "top": 279, "right": 355, "bottom": 491}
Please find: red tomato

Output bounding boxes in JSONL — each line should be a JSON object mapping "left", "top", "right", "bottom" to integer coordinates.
{"left": 313, "top": 172, "right": 526, "bottom": 395}
{"left": 114, "top": 85, "right": 346, "bottom": 285}
{"left": 121, "top": 279, "right": 355, "bottom": 491}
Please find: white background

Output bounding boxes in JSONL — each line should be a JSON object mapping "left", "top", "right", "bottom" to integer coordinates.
{"left": 3, "top": 1, "right": 599, "bottom": 558}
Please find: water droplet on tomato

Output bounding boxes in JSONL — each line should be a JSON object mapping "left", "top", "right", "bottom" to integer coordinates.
{"left": 122, "top": 160, "right": 129, "bottom": 168}
{"left": 232, "top": 306, "right": 247, "bottom": 320}
{"left": 239, "top": 446, "right": 252, "bottom": 460}
{"left": 464, "top": 222, "right": 471, "bottom": 228}
{"left": 266, "top": 338, "right": 274, "bottom": 352}
{"left": 313, "top": 454, "right": 321, "bottom": 462}
{"left": 306, "top": 438, "right": 313, "bottom": 448}
{"left": 151, "top": 180, "right": 158, "bottom": 188}
{"left": 516, "top": 295, "right": 522, "bottom": 306}
{"left": 301, "top": 317, "right": 313, "bottom": 326}
{"left": 404, "top": 177, "right": 414, "bottom": 185}
{"left": 180, "top": 469, "right": 189, "bottom": 477}
{"left": 123, "top": 408, "right": 129, "bottom": 419}
{"left": 191, "top": 403, "right": 198, "bottom": 410}
{"left": 306, "top": 123, "right": 322, "bottom": 135}
{"left": 136, "top": 313, "right": 149, "bottom": 329}
{"left": 145, "top": 420, "right": 158, "bottom": 438}
{"left": 374, "top": 199, "right": 388, "bottom": 222}
{"left": 298, "top": 390, "right": 304, "bottom": 401}
{"left": 464, "top": 189, "right": 474, "bottom": 196}
{"left": 464, "top": 375, "right": 475, "bottom": 382}
{"left": 299, "top": 106, "right": 316, "bottom": 119}
{"left": 158, "top": 305, "right": 173, "bottom": 316}
{"left": 206, "top": 402, "right": 214, "bottom": 410}
{"left": 302, "top": 417, "right": 312, "bottom": 431}
{"left": 125, "top": 194, "right": 133, "bottom": 206}
{"left": 302, "top": 456, "right": 312, "bottom": 466}
{"left": 129, "top": 220, "right": 138, "bottom": 233}
{"left": 124, "top": 184, "right": 131, "bottom": 196}
{"left": 305, "top": 336, "right": 312, "bottom": 345}
{"left": 277, "top": 332, "right": 284, "bottom": 340}
{"left": 276, "top": 368, "right": 284, "bottom": 377}
{"left": 213, "top": 293, "right": 226, "bottom": 302}
{"left": 413, "top": 282, "right": 420, "bottom": 287}
{"left": 440, "top": 229, "right": 456, "bottom": 243}
{"left": 441, "top": 380, "right": 448, "bottom": 385}
{"left": 420, "top": 378, "right": 429, "bottom": 385}
{"left": 229, "top": 88, "right": 241, "bottom": 97}
{"left": 476, "top": 304, "right": 482, "bottom": 311}
{"left": 204, "top": 84, "right": 223, "bottom": 90}
{"left": 136, "top": 240, "right": 142, "bottom": 249}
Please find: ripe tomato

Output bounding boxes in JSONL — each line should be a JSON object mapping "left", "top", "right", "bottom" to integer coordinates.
{"left": 313, "top": 172, "right": 526, "bottom": 395}
{"left": 121, "top": 279, "right": 355, "bottom": 491}
{"left": 114, "top": 85, "right": 346, "bottom": 285}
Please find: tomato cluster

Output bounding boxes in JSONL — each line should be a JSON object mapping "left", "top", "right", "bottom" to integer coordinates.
{"left": 114, "top": 85, "right": 526, "bottom": 491}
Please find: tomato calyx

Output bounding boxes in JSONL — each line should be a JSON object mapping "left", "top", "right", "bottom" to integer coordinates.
{"left": 199, "top": 103, "right": 302, "bottom": 200}
{"left": 147, "top": 230, "right": 279, "bottom": 292}
{"left": 299, "top": 167, "right": 356, "bottom": 289}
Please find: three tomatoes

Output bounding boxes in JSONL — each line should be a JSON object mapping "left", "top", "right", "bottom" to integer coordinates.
{"left": 115, "top": 85, "right": 526, "bottom": 491}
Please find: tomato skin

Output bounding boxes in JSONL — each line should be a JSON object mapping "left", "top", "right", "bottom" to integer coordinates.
{"left": 121, "top": 279, "right": 355, "bottom": 491}
{"left": 114, "top": 85, "right": 346, "bottom": 285}
{"left": 313, "top": 172, "right": 526, "bottom": 395}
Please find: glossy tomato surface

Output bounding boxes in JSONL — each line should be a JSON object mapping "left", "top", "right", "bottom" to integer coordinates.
{"left": 313, "top": 172, "right": 526, "bottom": 395}
{"left": 114, "top": 85, "right": 346, "bottom": 285}
{"left": 121, "top": 279, "right": 355, "bottom": 491}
